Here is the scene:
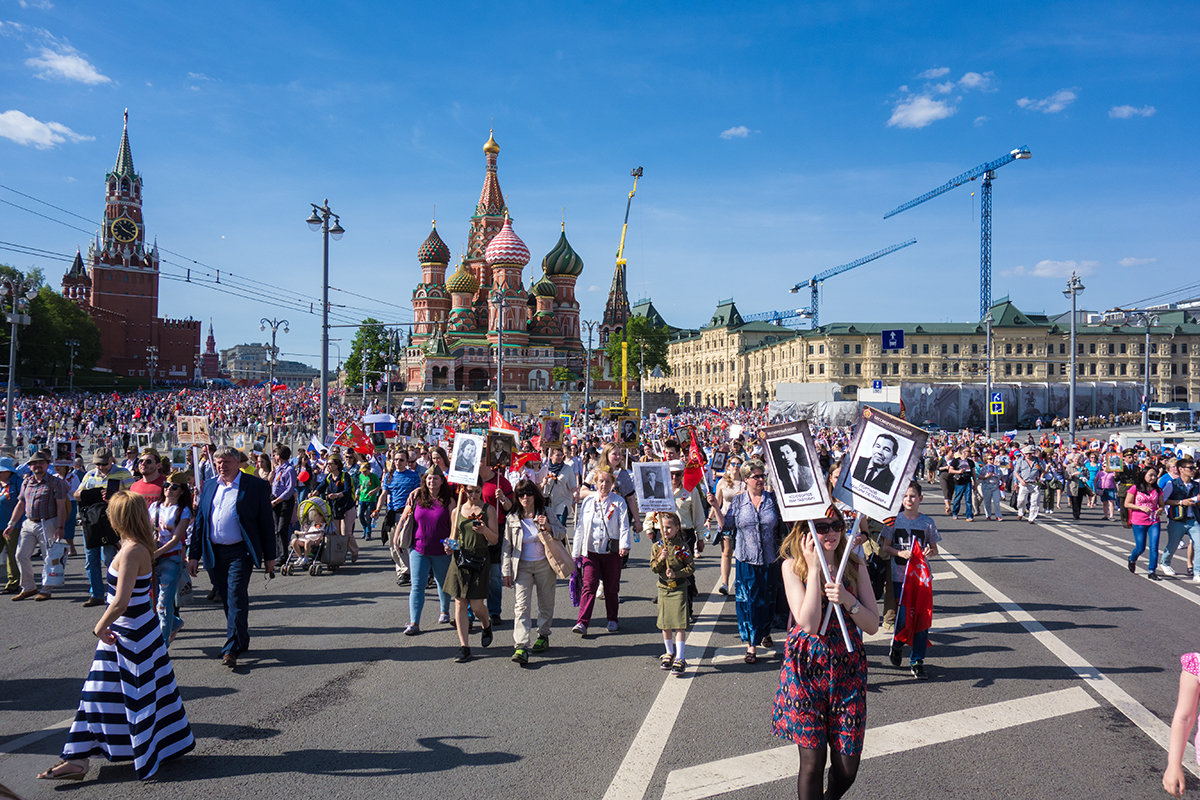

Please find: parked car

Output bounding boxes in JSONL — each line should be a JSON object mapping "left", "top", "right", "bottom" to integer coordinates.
{"left": 456, "top": 400, "right": 474, "bottom": 414}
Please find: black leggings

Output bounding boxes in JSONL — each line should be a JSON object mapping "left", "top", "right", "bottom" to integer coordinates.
{"left": 797, "top": 745, "right": 860, "bottom": 800}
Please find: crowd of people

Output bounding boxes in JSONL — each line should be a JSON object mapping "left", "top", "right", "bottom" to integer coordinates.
{"left": 9, "top": 386, "right": 1198, "bottom": 797}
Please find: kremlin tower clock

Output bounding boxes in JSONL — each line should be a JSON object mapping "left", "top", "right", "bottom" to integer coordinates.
{"left": 62, "top": 111, "right": 201, "bottom": 382}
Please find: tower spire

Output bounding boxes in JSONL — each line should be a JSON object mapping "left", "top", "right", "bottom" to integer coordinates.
{"left": 113, "top": 108, "right": 135, "bottom": 178}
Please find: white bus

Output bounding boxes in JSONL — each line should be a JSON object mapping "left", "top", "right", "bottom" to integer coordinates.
{"left": 1147, "top": 407, "right": 1195, "bottom": 432}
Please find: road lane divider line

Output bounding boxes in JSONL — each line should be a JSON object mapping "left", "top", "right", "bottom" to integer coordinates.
{"left": 0, "top": 714, "right": 75, "bottom": 756}
{"left": 659, "top": 687, "right": 1098, "bottom": 800}
{"left": 862, "top": 610, "right": 1008, "bottom": 642}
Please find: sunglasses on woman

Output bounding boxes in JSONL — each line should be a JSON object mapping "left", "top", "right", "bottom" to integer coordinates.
{"left": 812, "top": 521, "right": 846, "bottom": 534}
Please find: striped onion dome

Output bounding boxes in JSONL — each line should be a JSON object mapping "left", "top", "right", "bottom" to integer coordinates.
{"left": 532, "top": 272, "right": 557, "bottom": 298}
{"left": 484, "top": 216, "right": 529, "bottom": 268}
{"left": 417, "top": 223, "right": 450, "bottom": 264}
{"left": 541, "top": 228, "right": 583, "bottom": 277}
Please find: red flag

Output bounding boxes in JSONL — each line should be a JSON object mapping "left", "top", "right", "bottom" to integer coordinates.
{"left": 333, "top": 422, "right": 374, "bottom": 455}
{"left": 893, "top": 539, "right": 933, "bottom": 647}
{"left": 512, "top": 451, "right": 542, "bottom": 472}
{"left": 489, "top": 407, "right": 519, "bottom": 433}
{"left": 682, "top": 427, "right": 706, "bottom": 492}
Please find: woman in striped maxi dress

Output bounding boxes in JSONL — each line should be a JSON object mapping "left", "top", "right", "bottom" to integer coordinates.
{"left": 37, "top": 491, "right": 194, "bottom": 782}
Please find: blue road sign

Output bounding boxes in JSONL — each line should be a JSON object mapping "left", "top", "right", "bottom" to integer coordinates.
{"left": 990, "top": 401, "right": 1004, "bottom": 415}
{"left": 881, "top": 329, "right": 904, "bottom": 350}
{"left": 872, "top": 380, "right": 882, "bottom": 390}
{"left": 990, "top": 391, "right": 1003, "bottom": 403}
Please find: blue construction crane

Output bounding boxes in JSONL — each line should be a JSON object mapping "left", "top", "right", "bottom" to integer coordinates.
{"left": 740, "top": 307, "right": 811, "bottom": 327}
{"left": 765, "top": 238, "right": 917, "bottom": 328}
{"left": 884, "top": 146, "right": 1032, "bottom": 320}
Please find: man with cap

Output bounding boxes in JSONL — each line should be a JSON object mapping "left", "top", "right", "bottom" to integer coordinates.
{"left": 0, "top": 456, "right": 24, "bottom": 594}
{"left": 1013, "top": 446, "right": 1043, "bottom": 523}
{"left": 74, "top": 449, "right": 135, "bottom": 606}
{"left": 4, "top": 450, "right": 69, "bottom": 600}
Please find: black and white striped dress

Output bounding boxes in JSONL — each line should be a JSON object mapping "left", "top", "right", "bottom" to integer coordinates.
{"left": 62, "top": 566, "right": 194, "bottom": 780}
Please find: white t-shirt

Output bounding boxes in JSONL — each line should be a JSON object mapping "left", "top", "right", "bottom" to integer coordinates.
{"left": 519, "top": 518, "right": 545, "bottom": 561}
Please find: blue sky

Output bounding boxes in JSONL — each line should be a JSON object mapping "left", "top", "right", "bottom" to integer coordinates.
{"left": 1, "top": 1, "right": 1196, "bottom": 368}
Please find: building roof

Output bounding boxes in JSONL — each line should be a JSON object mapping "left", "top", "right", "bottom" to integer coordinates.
{"left": 702, "top": 299, "right": 745, "bottom": 330}
{"left": 110, "top": 110, "right": 136, "bottom": 179}
{"left": 542, "top": 226, "right": 584, "bottom": 277}
{"left": 418, "top": 222, "right": 450, "bottom": 264}
{"left": 484, "top": 216, "right": 530, "bottom": 267}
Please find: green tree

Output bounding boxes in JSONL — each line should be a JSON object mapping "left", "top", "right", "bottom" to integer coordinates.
{"left": 604, "top": 315, "right": 671, "bottom": 380}
{"left": 21, "top": 288, "right": 102, "bottom": 378}
{"left": 346, "top": 318, "right": 388, "bottom": 387}
{"left": 552, "top": 366, "right": 577, "bottom": 383}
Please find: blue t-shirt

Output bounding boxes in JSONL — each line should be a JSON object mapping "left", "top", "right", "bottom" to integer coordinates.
{"left": 382, "top": 469, "right": 421, "bottom": 510}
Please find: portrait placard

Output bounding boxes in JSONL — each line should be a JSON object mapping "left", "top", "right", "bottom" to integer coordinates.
{"left": 832, "top": 408, "right": 928, "bottom": 521}
{"left": 170, "top": 447, "right": 188, "bottom": 470}
{"left": 617, "top": 417, "right": 640, "bottom": 450}
{"left": 633, "top": 461, "right": 675, "bottom": 513}
{"left": 486, "top": 430, "right": 516, "bottom": 469}
{"left": 709, "top": 451, "right": 728, "bottom": 475}
{"left": 53, "top": 440, "right": 76, "bottom": 467}
{"left": 762, "top": 421, "right": 831, "bottom": 521}
{"left": 177, "top": 416, "right": 211, "bottom": 446}
{"left": 540, "top": 416, "right": 564, "bottom": 448}
{"left": 448, "top": 433, "right": 483, "bottom": 486}
{"left": 135, "top": 432, "right": 151, "bottom": 450}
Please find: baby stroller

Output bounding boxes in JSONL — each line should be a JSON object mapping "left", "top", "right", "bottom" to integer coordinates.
{"left": 281, "top": 497, "right": 349, "bottom": 576}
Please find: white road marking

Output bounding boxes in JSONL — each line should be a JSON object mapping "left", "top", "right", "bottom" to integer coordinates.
{"left": 939, "top": 547, "right": 1200, "bottom": 778}
{"left": 862, "top": 610, "right": 1008, "bottom": 642}
{"left": 601, "top": 578, "right": 730, "bottom": 800}
{"left": 931, "top": 570, "right": 957, "bottom": 580}
{"left": 0, "top": 714, "right": 75, "bottom": 756}
{"left": 659, "top": 687, "right": 1099, "bottom": 800}
{"left": 710, "top": 647, "right": 777, "bottom": 665}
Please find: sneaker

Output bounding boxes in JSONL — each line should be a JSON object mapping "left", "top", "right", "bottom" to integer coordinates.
{"left": 1193, "top": 573, "right": 1200, "bottom": 584}
{"left": 403, "top": 624, "right": 420, "bottom": 636}
{"left": 1162, "top": 564, "right": 1178, "bottom": 577}
{"left": 889, "top": 646, "right": 902, "bottom": 668}
{"left": 1128, "top": 559, "right": 1136, "bottom": 574}
{"left": 911, "top": 661, "right": 927, "bottom": 679}
{"left": 398, "top": 575, "right": 412, "bottom": 586}
{"left": 480, "top": 625, "right": 493, "bottom": 648}
{"left": 453, "top": 646, "right": 472, "bottom": 663}
{"left": 672, "top": 658, "right": 687, "bottom": 675}
{"left": 717, "top": 583, "right": 729, "bottom": 595}
{"left": 437, "top": 613, "right": 451, "bottom": 624}
{"left": 572, "top": 623, "right": 586, "bottom": 635}
{"left": 659, "top": 653, "right": 674, "bottom": 671}
{"left": 1148, "top": 572, "right": 1160, "bottom": 581}
{"left": 511, "top": 648, "right": 529, "bottom": 665}
{"left": 606, "top": 620, "right": 619, "bottom": 633}
{"left": 531, "top": 636, "right": 549, "bottom": 653}
{"left": 491, "top": 614, "right": 502, "bottom": 626}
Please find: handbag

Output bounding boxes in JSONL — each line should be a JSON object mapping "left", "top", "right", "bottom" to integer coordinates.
{"left": 454, "top": 547, "right": 488, "bottom": 576}
{"left": 397, "top": 512, "right": 415, "bottom": 550}
{"left": 540, "top": 529, "right": 574, "bottom": 579}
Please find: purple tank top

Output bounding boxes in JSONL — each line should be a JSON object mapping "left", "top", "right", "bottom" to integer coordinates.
{"left": 412, "top": 502, "right": 450, "bottom": 556}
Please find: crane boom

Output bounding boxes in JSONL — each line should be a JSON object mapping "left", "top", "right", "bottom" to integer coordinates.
{"left": 615, "top": 166, "right": 643, "bottom": 267}
{"left": 787, "top": 238, "right": 917, "bottom": 327}
{"left": 883, "top": 146, "right": 1031, "bottom": 319}
{"left": 883, "top": 146, "right": 1031, "bottom": 219}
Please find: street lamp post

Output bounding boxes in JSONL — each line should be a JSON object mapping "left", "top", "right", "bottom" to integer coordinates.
{"left": 581, "top": 319, "right": 598, "bottom": 430}
{"left": 260, "top": 317, "right": 289, "bottom": 446}
{"left": 65, "top": 338, "right": 79, "bottom": 393}
{"left": 1, "top": 277, "right": 37, "bottom": 451}
{"left": 361, "top": 351, "right": 369, "bottom": 405}
{"left": 385, "top": 328, "right": 400, "bottom": 414}
{"left": 145, "top": 346, "right": 158, "bottom": 390}
{"left": 1131, "top": 311, "right": 1160, "bottom": 431}
{"left": 306, "top": 199, "right": 345, "bottom": 446}
{"left": 1063, "top": 272, "right": 1085, "bottom": 444}
{"left": 983, "top": 312, "right": 993, "bottom": 439}
{"left": 494, "top": 296, "right": 506, "bottom": 410}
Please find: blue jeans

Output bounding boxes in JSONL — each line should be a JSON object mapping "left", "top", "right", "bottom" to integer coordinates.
{"left": 358, "top": 501, "right": 374, "bottom": 536}
{"left": 1130, "top": 522, "right": 1161, "bottom": 573}
{"left": 951, "top": 484, "right": 974, "bottom": 518}
{"left": 893, "top": 582, "right": 928, "bottom": 663}
{"left": 210, "top": 542, "right": 254, "bottom": 657}
{"left": 408, "top": 550, "right": 451, "bottom": 624}
{"left": 488, "top": 561, "right": 503, "bottom": 617}
{"left": 980, "top": 484, "right": 1001, "bottom": 518}
{"left": 84, "top": 543, "right": 118, "bottom": 600}
{"left": 1163, "top": 519, "right": 1199, "bottom": 570}
{"left": 154, "top": 555, "right": 184, "bottom": 647}
{"left": 63, "top": 501, "right": 78, "bottom": 543}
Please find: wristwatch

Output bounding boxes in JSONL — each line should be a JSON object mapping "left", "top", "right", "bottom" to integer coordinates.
{"left": 846, "top": 600, "right": 861, "bottom": 616}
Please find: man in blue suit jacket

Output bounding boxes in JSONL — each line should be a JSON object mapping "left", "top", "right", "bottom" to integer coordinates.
{"left": 188, "top": 446, "right": 276, "bottom": 668}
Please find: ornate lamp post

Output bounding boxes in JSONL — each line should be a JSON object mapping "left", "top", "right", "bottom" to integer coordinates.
{"left": 0, "top": 277, "right": 37, "bottom": 450}
{"left": 306, "top": 200, "right": 345, "bottom": 445}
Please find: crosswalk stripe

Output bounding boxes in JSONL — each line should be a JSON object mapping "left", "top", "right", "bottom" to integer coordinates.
{"left": 659, "top": 687, "right": 1099, "bottom": 800}
{"left": 862, "top": 610, "right": 1008, "bottom": 642}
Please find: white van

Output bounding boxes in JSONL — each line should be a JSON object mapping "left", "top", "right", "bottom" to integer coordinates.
{"left": 420, "top": 398, "right": 436, "bottom": 412}
{"left": 400, "top": 397, "right": 418, "bottom": 412}
{"left": 457, "top": 400, "right": 474, "bottom": 414}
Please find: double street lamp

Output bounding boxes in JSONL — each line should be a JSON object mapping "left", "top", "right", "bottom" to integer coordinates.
{"left": 581, "top": 319, "right": 598, "bottom": 430}
{"left": 65, "top": 338, "right": 80, "bottom": 394}
{"left": 1, "top": 277, "right": 37, "bottom": 450}
{"left": 261, "top": 317, "right": 289, "bottom": 445}
{"left": 1063, "top": 272, "right": 1085, "bottom": 444}
{"left": 306, "top": 200, "right": 345, "bottom": 445}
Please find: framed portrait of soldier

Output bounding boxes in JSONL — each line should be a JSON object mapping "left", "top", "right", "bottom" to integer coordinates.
{"left": 486, "top": 430, "right": 516, "bottom": 469}
{"left": 53, "top": 440, "right": 76, "bottom": 467}
{"left": 136, "top": 432, "right": 151, "bottom": 450}
{"left": 540, "top": 415, "right": 564, "bottom": 448}
{"left": 762, "top": 421, "right": 830, "bottom": 521}
{"left": 832, "top": 407, "right": 928, "bottom": 521}
{"left": 633, "top": 461, "right": 675, "bottom": 513}
{"left": 448, "top": 433, "right": 483, "bottom": 486}
{"left": 398, "top": 420, "right": 413, "bottom": 438}
{"left": 170, "top": 447, "right": 188, "bottom": 471}
{"left": 710, "top": 450, "right": 728, "bottom": 475}
{"left": 618, "top": 417, "right": 640, "bottom": 450}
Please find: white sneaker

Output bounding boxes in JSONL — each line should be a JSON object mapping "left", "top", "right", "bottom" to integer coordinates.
{"left": 1192, "top": 573, "right": 1200, "bottom": 584}
{"left": 606, "top": 620, "right": 619, "bottom": 632}
{"left": 1162, "top": 565, "right": 1178, "bottom": 577}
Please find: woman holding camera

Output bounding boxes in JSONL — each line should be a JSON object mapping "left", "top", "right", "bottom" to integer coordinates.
{"left": 445, "top": 483, "right": 498, "bottom": 663}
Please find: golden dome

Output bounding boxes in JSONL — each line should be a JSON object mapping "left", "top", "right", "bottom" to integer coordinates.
{"left": 483, "top": 129, "right": 500, "bottom": 155}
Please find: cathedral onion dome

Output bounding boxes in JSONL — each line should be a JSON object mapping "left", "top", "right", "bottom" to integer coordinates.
{"left": 483, "top": 129, "right": 500, "bottom": 155}
{"left": 541, "top": 228, "right": 584, "bottom": 277}
{"left": 532, "top": 273, "right": 556, "bottom": 298}
{"left": 446, "top": 262, "right": 479, "bottom": 294}
{"left": 484, "top": 216, "right": 529, "bottom": 267}
{"left": 417, "top": 223, "right": 450, "bottom": 264}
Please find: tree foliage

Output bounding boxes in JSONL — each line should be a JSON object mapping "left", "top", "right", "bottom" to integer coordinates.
{"left": 604, "top": 315, "right": 671, "bottom": 380}
{"left": 346, "top": 318, "right": 389, "bottom": 386}
{"left": 0, "top": 265, "right": 101, "bottom": 380}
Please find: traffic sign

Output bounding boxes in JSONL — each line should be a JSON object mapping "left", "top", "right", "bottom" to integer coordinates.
{"left": 990, "top": 401, "right": 1004, "bottom": 415}
{"left": 990, "top": 391, "right": 1002, "bottom": 403}
{"left": 872, "top": 380, "right": 882, "bottom": 390}
{"left": 881, "top": 329, "right": 904, "bottom": 350}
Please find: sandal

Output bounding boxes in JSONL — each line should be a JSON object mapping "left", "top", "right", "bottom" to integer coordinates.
{"left": 760, "top": 635, "right": 773, "bottom": 647}
{"left": 744, "top": 651, "right": 757, "bottom": 664}
{"left": 37, "top": 760, "right": 87, "bottom": 780}
{"left": 659, "top": 653, "right": 674, "bottom": 670}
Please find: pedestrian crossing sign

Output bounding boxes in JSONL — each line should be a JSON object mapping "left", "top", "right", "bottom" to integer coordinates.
{"left": 990, "top": 401, "right": 1004, "bottom": 415}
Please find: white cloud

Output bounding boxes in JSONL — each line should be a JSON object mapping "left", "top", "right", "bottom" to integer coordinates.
{"left": 888, "top": 95, "right": 956, "bottom": 129}
{"left": 26, "top": 45, "right": 110, "bottom": 84}
{"left": 187, "top": 72, "right": 211, "bottom": 81}
{"left": 918, "top": 66, "right": 950, "bottom": 79}
{"left": 1110, "top": 104, "right": 1156, "bottom": 119}
{"left": 1119, "top": 256, "right": 1156, "bottom": 267}
{"left": 1017, "top": 88, "right": 1077, "bottom": 114}
{"left": 0, "top": 109, "right": 92, "bottom": 148}
{"left": 719, "top": 125, "right": 751, "bottom": 140}
{"left": 973, "top": 115, "right": 988, "bottom": 127}
{"left": 1004, "top": 259, "right": 1097, "bottom": 278}
{"left": 587, "top": 285, "right": 599, "bottom": 292}
{"left": 19, "top": 0, "right": 54, "bottom": 8}
{"left": 933, "top": 81, "right": 955, "bottom": 94}
{"left": 958, "top": 71, "right": 993, "bottom": 90}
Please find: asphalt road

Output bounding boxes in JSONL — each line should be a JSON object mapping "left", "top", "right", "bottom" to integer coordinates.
{"left": 1, "top": 491, "right": 1196, "bottom": 799}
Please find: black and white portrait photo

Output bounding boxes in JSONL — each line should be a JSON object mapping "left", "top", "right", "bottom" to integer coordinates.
{"left": 633, "top": 461, "right": 676, "bottom": 513}
{"left": 54, "top": 440, "right": 76, "bottom": 466}
{"left": 448, "top": 433, "right": 483, "bottom": 486}
{"left": 710, "top": 451, "right": 728, "bottom": 475}
{"left": 618, "top": 417, "right": 639, "bottom": 449}
{"left": 399, "top": 419, "right": 413, "bottom": 438}
{"left": 833, "top": 407, "right": 928, "bottom": 521}
{"left": 762, "top": 421, "right": 829, "bottom": 521}
{"left": 540, "top": 416, "right": 564, "bottom": 447}
{"left": 487, "top": 431, "right": 516, "bottom": 469}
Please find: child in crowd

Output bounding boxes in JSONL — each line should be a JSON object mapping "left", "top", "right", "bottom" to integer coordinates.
{"left": 1163, "top": 652, "right": 1200, "bottom": 797}
{"left": 651, "top": 512, "right": 694, "bottom": 675}
{"left": 292, "top": 499, "right": 330, "bottom": 568}
{"left": 877, "top": 481, "right": 941, "bottom": 679}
